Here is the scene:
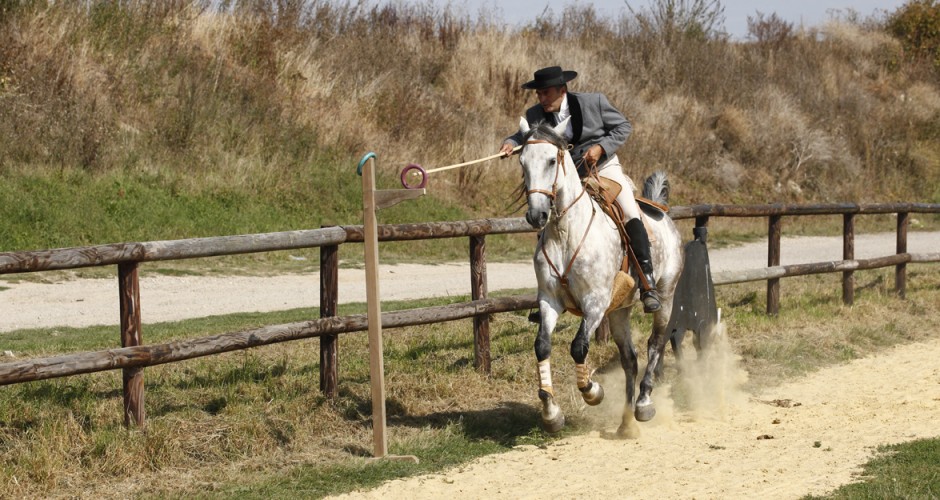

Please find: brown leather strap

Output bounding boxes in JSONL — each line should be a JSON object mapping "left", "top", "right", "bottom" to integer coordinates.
{"left": 562, "top": 205, "right": 596, "bottom": 279}
{"left": 526, "top": 139, "right": 599, "bottom": 308}
{"left": 527, "top": 189, "right": 555, "bottom": 199}
{"left": 627, "top": 243, "right": 653, "bottom": 292}
{"left": 540, "top": 205, "right": 597, "bottom": 307}
{"left": 524, "top": 140, "right": 567, "bottom": 200}
{"left": 637, "top": 196, "right": 669, "bottom": 213}
{"left": 556, "top": 181, "right": 588, "bottom": 219}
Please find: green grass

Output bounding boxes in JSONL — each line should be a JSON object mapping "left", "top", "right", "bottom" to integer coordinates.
{"left": 0, "top": 292, "right": 560, "bottom": 498}
{"left": 805, "top": 439, "right": 940, "bottom": 499}
{"left": 0, "top": 166, "right": 511, "bottom": 264}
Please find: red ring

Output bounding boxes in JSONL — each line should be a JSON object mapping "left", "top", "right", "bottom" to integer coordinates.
{"left": 401, "top": 163, "right": 428, "bottom": 189}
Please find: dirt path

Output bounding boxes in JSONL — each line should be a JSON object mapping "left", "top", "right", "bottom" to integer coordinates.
{"left": 2, "top": 231, "right": 939, "bottom": 333}
{"left": 334, "top": 333, "right": 940, "bottom": 499}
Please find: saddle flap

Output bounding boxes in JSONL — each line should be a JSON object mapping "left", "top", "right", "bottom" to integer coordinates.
{"left": 637, "top": 196, "right": 669, "bottom": 214}
{"left": 584, "top": 176, "right": 622, "bottom": 209}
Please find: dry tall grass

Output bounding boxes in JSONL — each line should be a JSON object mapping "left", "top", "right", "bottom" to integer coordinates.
{"left": 0, "top": 0, "right": 937, "bottom": 213}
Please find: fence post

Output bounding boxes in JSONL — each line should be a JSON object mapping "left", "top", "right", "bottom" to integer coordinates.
{"left": 695, "top": 215, "right": 710, "bottom": 230}
{"left": 896, "top": 212, "right": 908, "bottom": 299}
{"left": 767, "top": 215, "right": 782, "bottom": 316}
{"left": 842, "top": 213, "right": 855, "bottom": 306}
{"left": 118, "top": 262, "right": 145, "bottom": 427}
{"left": 320, "top": 237, "right": 339, "bottom": 399}
{"left": 470, "top": 235, "right": 491, "bottom": 374}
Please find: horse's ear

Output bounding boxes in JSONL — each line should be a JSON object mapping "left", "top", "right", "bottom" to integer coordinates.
{"left": 518, "top": 117, "right": 530, "bottom": 135}
{"left": 552, "top": 116, "right": 570, "bottom": 137}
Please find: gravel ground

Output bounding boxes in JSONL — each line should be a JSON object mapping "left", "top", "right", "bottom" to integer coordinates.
{"left": 1, "top": 231, "right": 938, "bottom": 332}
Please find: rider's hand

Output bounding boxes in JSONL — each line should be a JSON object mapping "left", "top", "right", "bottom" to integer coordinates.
{"left": 584, "top": 145, "right": 604, "bottom": 167}
{"left": 499, "top": 142, "right": 516, "bottom": 158}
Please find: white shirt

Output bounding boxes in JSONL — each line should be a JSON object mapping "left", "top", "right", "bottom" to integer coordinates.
{"left": 553, "top": 93, "right": 574, "bottom": 141}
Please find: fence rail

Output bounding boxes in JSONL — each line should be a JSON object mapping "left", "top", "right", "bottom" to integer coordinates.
{"left": 2, "top": 202, "right": 939, "bottom": 427}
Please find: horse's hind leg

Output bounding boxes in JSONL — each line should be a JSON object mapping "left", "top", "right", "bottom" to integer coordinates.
{"left": 609, "top": 308, "right": 640, "bottom": 438}
{"left": 570, "top": 313, "right": 605, "bottom": 406}
{"left": 636, "top": 308, "right": 672, "bottom": 422}
{"left": 535, "top": 301, "right": 565, "bottom": 433}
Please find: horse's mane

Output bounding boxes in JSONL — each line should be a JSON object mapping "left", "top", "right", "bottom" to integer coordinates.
{"left": 523, "top": 121, "right": 568, "bottom": 151}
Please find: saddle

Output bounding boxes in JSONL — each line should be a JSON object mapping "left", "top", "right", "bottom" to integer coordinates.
{"left": 573, "top": 174, "right": 668, "bottom": 315}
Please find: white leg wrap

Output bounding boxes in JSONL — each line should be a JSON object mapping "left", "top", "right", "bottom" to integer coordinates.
{"left": 538, "top": 359, "right": 553, "bottom": 396}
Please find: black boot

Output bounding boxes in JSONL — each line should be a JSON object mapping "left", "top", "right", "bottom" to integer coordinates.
{"left": 625, "top": 218, "right": 662, "bottom": 313}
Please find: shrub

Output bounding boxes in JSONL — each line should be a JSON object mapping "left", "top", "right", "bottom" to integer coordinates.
{"left": 627, "top": 0, "right": 727, "bottom": 43}
{"left": 887, "top": 0, "right": 940, "bottom": 74}
{"left": 747, "top": 11, "right": 794, "bottom": 51}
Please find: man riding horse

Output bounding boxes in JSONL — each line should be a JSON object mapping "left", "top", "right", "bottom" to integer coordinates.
{"left": 500, "top": 66, "right": 662, "bottom": 313}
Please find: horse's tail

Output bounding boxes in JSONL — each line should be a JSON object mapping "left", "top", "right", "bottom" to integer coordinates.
{"left": 642, "top": 171, "right": 670, "bottom": 205}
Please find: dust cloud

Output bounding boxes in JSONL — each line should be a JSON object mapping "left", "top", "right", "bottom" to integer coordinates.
{"left": 584, "top": 318, "right": 748, "bottom": 434}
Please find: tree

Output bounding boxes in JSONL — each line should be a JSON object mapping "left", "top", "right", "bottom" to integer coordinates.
{"left": 887, "top": 0, "right": 940, "bottom": 71}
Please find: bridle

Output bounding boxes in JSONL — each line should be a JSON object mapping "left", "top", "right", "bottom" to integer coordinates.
{"left": 523, "top": 139, "right": 597, "bottom": 293}
{"left": 523, "top": 139, "right": 590, "bottom": 219}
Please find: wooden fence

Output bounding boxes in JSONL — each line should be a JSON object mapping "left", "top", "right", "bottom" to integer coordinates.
{"left": 1, "top": 202, "right": 938, "bottom": 427}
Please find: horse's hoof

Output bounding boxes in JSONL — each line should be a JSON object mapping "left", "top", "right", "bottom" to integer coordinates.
{"left": 616, "top": 422, "right": 640, "bottom": 439}
{"left": 580, "top": 382, "right": 604, "bottom": 406}
{"left": 541, "top": 413, "right": 565, "bottom": 434}
{"left": 635, "top": 403, "right": 656, "bottom": 422}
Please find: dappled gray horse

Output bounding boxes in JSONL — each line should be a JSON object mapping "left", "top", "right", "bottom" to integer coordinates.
{"left": 518, "top": 118, "right": 683, "bottom": 438}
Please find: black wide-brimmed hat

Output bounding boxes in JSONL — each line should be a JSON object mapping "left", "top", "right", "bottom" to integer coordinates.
{"left": 521, "top": 66, "right": 578, "bottom": 89}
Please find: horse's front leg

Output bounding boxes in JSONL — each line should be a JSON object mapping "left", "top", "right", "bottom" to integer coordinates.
{"left": 535, "top": 299, "right": 565, "bottom": 433}
{"left": 570, "top": 312, "right": 605, "bottom": 406}
{"left": 636, "top": 308, "right": 672, "bottom": 422}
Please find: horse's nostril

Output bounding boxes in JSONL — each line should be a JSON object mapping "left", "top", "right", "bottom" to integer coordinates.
{"left": 526, "top": 210, "right": 548, "bottom": 229}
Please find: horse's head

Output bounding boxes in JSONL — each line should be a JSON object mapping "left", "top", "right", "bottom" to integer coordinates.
{"left": 518, "top": 117, "right": 571, "bottom": 230}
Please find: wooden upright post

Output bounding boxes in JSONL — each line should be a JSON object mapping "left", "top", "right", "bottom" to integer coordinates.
{"left": 842, "top": 213, "right": 855, "bottom": 306}
{"left": 118, "top": 262, "right": 145, "bottom": 427}
{"left": 320, "top": 238, "right": 339, "bottom": 399}
{"left": 896, "top": 212, "right": 908, "bottom": 299}
{"left": 470, "top": 235, "right": 490, "bottom": 374}
{"left": 360, "top": 156, "right": 389, "bottom": 459}
{"left": 767, "top": 215, "right": 782, "bottom": 316}
{"left": 357, "top": 153, "right": 419, "bottom": 464}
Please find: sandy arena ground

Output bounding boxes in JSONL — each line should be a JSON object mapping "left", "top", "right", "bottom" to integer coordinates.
{"left": 332, "top": 334, "right": 940, "bottom": 499}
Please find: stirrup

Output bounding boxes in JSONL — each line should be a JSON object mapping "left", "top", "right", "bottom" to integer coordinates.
{"left": 641, "top": 288, "right": 661, "bottom": 313}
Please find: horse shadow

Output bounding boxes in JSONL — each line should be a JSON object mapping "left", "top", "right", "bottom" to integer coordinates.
{"left": 388, "top": 401, "right": 539, "bottom": 444}
{"left": 337, "top": 391, "right": 540, "bottom": 447}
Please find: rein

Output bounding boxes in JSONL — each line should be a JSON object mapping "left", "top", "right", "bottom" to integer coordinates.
{"left": 525, "top": 139, "right": 597, "bottom": 303}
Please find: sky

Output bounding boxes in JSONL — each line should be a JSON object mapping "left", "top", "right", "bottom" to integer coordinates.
{"left": 376, "top": 0, "right": 907, "bottom": 39}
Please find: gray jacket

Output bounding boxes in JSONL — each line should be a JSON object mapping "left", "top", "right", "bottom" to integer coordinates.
{"left": 504, "top": 91, "right": 632, "bottom": 176}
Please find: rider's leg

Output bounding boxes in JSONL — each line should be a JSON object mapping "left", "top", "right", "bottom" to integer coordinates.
{"left": 596, "top": 156, "right": 662, "bottom": 313}
{"left": 625, "top": 218, "right": 662, "bottom": 313}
